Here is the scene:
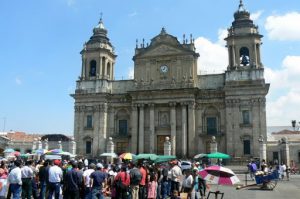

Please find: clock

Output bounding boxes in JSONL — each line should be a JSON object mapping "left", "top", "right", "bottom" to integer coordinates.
{"left": 160, "top": 65, "right": 168, "bottom": 73}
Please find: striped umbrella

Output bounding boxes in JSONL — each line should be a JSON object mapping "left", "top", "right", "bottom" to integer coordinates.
{"left": 198, "top": 165, "right": 240, "bottom": 186}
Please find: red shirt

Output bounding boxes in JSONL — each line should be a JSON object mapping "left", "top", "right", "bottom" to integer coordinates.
{"left": 115, "top": 171, "right": 130, "bottom": 186}
{"left": 139, "top": 167, "right": 147, "bottom": 186}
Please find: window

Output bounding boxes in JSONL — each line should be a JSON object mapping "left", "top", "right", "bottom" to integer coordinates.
{"left": 86, "top": 141, "right": 92, "bottom": 154}
{"left": 89, "top": 60, "right": 97, "bottom": 77}
{"left": 243, "top": 140, "right": 251, "bottom": 155}
{"left": 239, "top": 47, "right": 250, "bottom": 66}
{"left": 207, "top": 117, "right": 217, "bottom": 135}
{"left": 86, "top": 115, "right": 93, "bottom": 128}
{"left": 119, "top": 120, "right": 128, "bottom": 136}
{"left": 242, "top": 110, "right": 250, "bottom": 125}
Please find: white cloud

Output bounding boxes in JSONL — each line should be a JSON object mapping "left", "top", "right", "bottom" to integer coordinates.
{"left": 15, "top": 77, "right": 22, "bottom": 85}
{"left": 194, "top": 32, "right": 228, "bottom": 74}
{"left": 265, "top": 55, "right": 300, "bottom": 125}
{"left": 250, "top": 10, "right": 263, "bottom": 21}
{"left": 128, "top": 67, "right": 134, "bottom": 79}
{"left": 265, "top": 12, "right": 300, "bottom": 41}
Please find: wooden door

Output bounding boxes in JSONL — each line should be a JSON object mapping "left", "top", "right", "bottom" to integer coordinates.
{"left": 157, "top": 135, "right": 166, "bottom": 155}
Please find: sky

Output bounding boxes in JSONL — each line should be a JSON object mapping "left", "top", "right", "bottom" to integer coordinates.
{"left": 1, "top": 0, "right": 300, "bottom": 135}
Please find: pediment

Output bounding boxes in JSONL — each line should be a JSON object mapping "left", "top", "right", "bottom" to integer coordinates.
{"left": 137, "top": 44, "right": 189, "bottom": 58}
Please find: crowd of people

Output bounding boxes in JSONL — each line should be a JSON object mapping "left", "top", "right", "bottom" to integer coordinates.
{"left": 0, "top": 157, "right": 209, "bottom": 199}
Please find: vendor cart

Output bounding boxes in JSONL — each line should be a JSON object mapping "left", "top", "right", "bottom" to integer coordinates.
{"left": 237, "top": 170, "right": 279, "bottom": 191}
{"left": 255, "top": 170, "right": 279, "bottom": 190}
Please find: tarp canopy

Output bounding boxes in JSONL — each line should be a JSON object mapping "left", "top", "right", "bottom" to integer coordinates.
{"left": 154, "top": 155, "right": 176, "bottom": 163}
{"left": 206, "top": 152, "right": 230, "bottom": 159}
{"left": 134, "top": 153, "right": 158, "bottom": 161}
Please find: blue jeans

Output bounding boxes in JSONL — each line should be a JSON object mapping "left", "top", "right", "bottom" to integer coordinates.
{"left": 10, "top": 183, "right": 22, "bottom": 199}
{"left": 161, "top": 181, "right": 169, "bottom": 199}
{"left": 39, "top": 181, "right": 47, "bottom": 199}
{"left": 84, "top": 187, "right": 92, "bottom": 199}
{"left": 47, "top": 182, "right": 60, "bottom": 199}
{"left": 91, "top": 186, "right": 104, "bottom": 199}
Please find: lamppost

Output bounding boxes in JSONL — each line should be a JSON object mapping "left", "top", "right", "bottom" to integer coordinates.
{"left": 291, "top": 120, "right": 300, "bottom": 131}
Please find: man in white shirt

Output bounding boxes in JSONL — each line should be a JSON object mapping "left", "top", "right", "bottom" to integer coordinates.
{"left": 48, "top": 159, "right": 63, "bottom": 199}
{"left": 21, "top": 160, "right": 34, "bottom": 199}
{"left": 170, "top": 160, "right": 182, "bottom": 194}
{"left": 83, "top": 163, "right": 95, "bottom": 199}
{"left": 8, "top": 160, "right": 22, "bottom": 199}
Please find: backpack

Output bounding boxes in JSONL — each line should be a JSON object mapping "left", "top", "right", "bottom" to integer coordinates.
{"left": 130, "top": 168, "right": 142, "bottom": 185}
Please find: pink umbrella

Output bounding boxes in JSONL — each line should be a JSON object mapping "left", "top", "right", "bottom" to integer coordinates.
{"left": 198, "top": 165, "right": 240, "bottom": 185}
{"left": 10, "top": 151, "right": 21, "bottom": 157}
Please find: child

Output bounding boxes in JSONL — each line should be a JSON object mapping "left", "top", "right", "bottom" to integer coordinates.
{"left": 171, "top": 190, "right": 181, "bottom": 199}
{"left": 147, "top": 174, "right": 158, "bottom": 199}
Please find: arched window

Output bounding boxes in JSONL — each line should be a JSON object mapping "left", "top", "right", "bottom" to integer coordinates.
{"left": 239, "top": 47, "right": 250, "bottom": 66}
{"left": 102, "top": 57, "right": 105, "bottom": 77}
{"left": 89, "top": 60, "right": 97, "bottom": 77}
{"left": 107, "top": 62, "right": 111, "bottom": 78}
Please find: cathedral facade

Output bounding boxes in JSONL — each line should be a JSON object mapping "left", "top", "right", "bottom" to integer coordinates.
{"left": 71, "top": 1, "right": 269, "bottom": 159}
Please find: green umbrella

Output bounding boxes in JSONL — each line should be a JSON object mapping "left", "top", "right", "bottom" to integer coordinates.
{"left": 206, "top": 152, "right": 230, "bottom": 159}
{"left": 134, "top": 153, "right": 158, "bottom": 161}
{"left": 155, "top": 155, "right": 177, "bottom": 163}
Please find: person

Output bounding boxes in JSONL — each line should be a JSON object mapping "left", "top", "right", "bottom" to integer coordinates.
{"left": 21, "top": 160, "right": 34, "bottom": 199}
{"left": 171, "top": 190, "right": 181, "bottom": 199}
{"left": 191, "top": 169, "right": 199, "bottom": 199}
{"left": 261, "top": 159, "right": 268, "bottom": 173}
{"left": 129, "top": 163, "right": 142, "bottom": 199}
{"left": 8, "top": 160, "right": 22, "bottom": 199}
{"left": 198, "top": 164, "right": 207, "bottom": 199}
{"left": 0, "top": 161, "right": 8, "bottom": 199}
{"left": 181, "top": 169, "right": 193, "bottom": 199}
{"left": 114, "top": 166, "right": 130, "bottom": 199}
{"left": 279, "top": 162, "right": 286, "bottom": 180}
{"left": 48, "top": 159, "right": 63, "bottom": 199}
{"left": 286, "top": 165, "right": 290, "bottom": 181}
{"left": 90, "top": 163, "right": 107, "bottom": 199}
{"left": 139, "top": 163, "right": 148, "bottom": 199}
{"left": 64, "top": 161, "right": 83, "bottom": 199}
{"left": 147, "top": 173, "right": 157, "bottom": 199}
{"left": 249, "top": 161, "right": 257, "bottom": 180}
{"left": 38, "top": 160, "right": 50, "bottom": 199}
{"left": 83, "top": 163, "right": 96, "bottom": 199}
{"left": 170, "top": 160, "right": 182, "bottom": 194}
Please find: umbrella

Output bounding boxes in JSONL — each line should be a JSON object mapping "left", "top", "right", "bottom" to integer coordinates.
{"left": 4, "top": 148, "right": 15, "bottom": 153}
{"left": 206, "top": 152, "right": 230, "bottom": 159}
{"left": 100, "top": 152, "right": 118, "bottom": 158}
{"left": 35, "top": 149, "right": 48, "bottom": 155}
{"left": 198, "top": 165, "right": 240, "bottom": 185}
{"left": 155, "top": 155, "right": 177, "bottom": 163}
{"left": 134, "top": 153, "right": 158, "bottom": 161}
{"left": 10, "top": 151, "right": 21, "bottom": 156}
{"left": 194, "top": 153, "right": 207, "bottom": 159}
{"left": 119, "top": 152, "right": 135, "bottom": 160}
{"left": 46, "top": 149, "right": 63, "bottom": 154}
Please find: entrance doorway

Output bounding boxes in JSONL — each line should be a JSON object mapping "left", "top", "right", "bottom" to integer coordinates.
{"left": 157, "top": 135, "right": 167, "bottom": 155}
{"left": 116, "top": 142, "right": 128, "bottom": 154}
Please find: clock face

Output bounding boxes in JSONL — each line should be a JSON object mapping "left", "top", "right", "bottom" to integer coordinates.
{"left": 160, "top": 65, "right": 168, "bottom": 73}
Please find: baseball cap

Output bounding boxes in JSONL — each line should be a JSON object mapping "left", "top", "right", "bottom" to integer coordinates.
{"left": 96, "top": 163, "right": 103, "bottom": 169}
{"left": 54, "top": 159, "right": 61, "bottom": 165}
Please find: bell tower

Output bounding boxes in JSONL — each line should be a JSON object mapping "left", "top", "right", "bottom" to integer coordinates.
{"left": 225, "top": 0, "right": 263, "bottom": 71}
{"left": 80, "top": 16, "right": 116, "bottom": 81}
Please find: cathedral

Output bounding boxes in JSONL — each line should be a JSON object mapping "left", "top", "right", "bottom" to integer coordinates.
{"left": 71, "top": 1, "right": 269, "bottom": 159}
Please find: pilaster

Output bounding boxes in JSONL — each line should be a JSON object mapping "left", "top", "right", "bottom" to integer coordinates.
{"left": 138, "top": 103, "right": 145, "bottom": 153}
{"left": 181, "top": 102, "right": 187, "bottom": 157}
{"left": 149, "top": 103, "right": 155, "bottom": 153}
{"left": 188, "top": 101, "right": 195, "bottom": 157}
{"left": 169, "top": 102, "right": 176, "bottom": 155}
{"left": 131, "top": 104, "right": 138, "bottom": 153}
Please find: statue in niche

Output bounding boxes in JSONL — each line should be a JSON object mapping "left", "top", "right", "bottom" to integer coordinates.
{"left": 160, "top": 112, "right": 169, "bottom": 126}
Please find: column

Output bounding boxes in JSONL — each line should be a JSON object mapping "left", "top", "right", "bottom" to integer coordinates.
{"left": 99, "top": 56, "right": 103, "bottom": 77}
{"left": 44, "top": 139, "right": 49, "bottom": 151}
{"left": 99, "top": 104, "right": 108, "bottom": 153}
{"left": 170, "top": 102, "right": 176, "bottom": 155}
{"left": 58, "top": 141, "right": 62, "bottom": 150}
{"left": 258, "top": 135, "right": 267, "bottom": 162}
{"left": 32, "top": 139, "right": 37, "bottom": 152}
{"left": 188, "top": 101, "right": 195, "bottom": 157}
{"left": 181, "top": 102, "right": 187, "bottom": 157}
{"left": 149, "top": 104, "right": 155, "bottom": 153}
{"left": 108, "top": 107, "right": 115, "bottom": 137}
{"left": 106, "top": 137, "right": 115, "bottom": 163}
{"left": 210, "top": 136, "right": 218, "bottom": 165}
{"left": 93, "top": 105, "right": 101, "bottom": 156}
{"left": 38, "top": 138, "right": 42, "bottom": 149}
{"left": 131, "top": 104, "right": 138, "bottom": 154}
{"left": 138, "top": 104, "right": 145, "bottom": 153}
